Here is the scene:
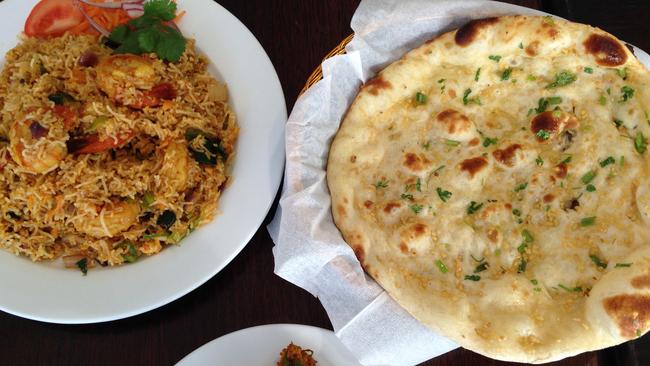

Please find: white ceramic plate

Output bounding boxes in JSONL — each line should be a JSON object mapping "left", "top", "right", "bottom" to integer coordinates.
{"left": 0, "top": 0, "right": 286, "bottom": 323}
{"left": 176, "top": 324, "right": 362, "bottom": 366}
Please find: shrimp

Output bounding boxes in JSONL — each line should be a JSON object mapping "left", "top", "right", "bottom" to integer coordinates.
{"left": 159, "top": 140, "right": 189, "bottom": 192}
{"left": 96, "top": 55, "right": 176, "bottom": 109}
{"left": 8, "top": 119, "right": 67, "bottom": 174}
{"left": 74, "top": 200, "right": 140, "bottom": 238}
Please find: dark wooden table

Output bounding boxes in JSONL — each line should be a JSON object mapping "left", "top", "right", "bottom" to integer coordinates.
{"left": 1, "top": 1, "right": 650, "bottom": 365}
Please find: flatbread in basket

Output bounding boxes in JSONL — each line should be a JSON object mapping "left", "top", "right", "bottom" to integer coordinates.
{"left": 328, "top": 15, "right": 650, "bottom": 363}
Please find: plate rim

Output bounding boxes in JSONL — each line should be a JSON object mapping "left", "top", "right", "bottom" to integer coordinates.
{"left": 175, "top": 323, "right": 360, "bottom": 366}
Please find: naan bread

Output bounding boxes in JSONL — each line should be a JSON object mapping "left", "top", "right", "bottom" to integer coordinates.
{"left": 327, "top": 15, "right": 650, "bottom": 363}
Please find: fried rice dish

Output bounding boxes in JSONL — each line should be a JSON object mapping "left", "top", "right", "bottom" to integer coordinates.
{"left": 277, "top": 343, "right": 317, "bottom": 366}
{"left": 0, "top": 34, "right": 238, "bottom": 269}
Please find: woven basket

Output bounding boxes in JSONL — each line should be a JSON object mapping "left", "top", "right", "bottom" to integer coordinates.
{"left": 299, "top": 34, "right": 355, "bottom": 95}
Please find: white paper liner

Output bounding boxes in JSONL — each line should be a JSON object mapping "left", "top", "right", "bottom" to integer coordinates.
{"left": 268, "top": 1, "right": 554, "bottom": 365}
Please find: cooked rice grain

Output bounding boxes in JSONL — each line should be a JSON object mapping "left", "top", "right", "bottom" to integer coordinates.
{"left": 0, "top": 34, "right": 238, "bottom": 266}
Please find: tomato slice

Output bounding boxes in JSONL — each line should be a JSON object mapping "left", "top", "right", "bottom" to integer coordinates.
{"left": 24, "top": 0, "right": 85, "bottom": 37}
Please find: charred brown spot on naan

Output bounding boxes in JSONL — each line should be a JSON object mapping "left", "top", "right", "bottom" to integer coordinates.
{"left": 584, "top": 33, "right": 628, "bottom": 67}
{"left": 547, "top": 28, "right": 559, "bottom": 38}
{"left": 460, "top": 157, "right": 488, "bottom": 178}
{"left": 603, "top": 294, "right": 650, "bottom": 338}
{"left": 345, "top": 231, "right": 364, "bottom": 249}
{"left": 554, "top": 163, "right": 568, "bottom": 179}
{"left": 364, "top": 200, "right": 374, "bottom": 209}
{"left": 469, "top": 137, "right": 480, "bottom": 146}
{"left": 492, "top": 144, "right": 523, "bottom": 167}
{"left": 350, "top": 155, "right": 357, "bottom": 163}
{"left": 525, "top": 40, "right": 540, "bottom": 56}
{"left": 487, "top": 228, "right": 499, "bottom": 243}
{"left": 383, "top": 202, "right": 401, "bottom": 214}
{"left": 352, "top": 244, "right": 365, "bottom": 264}
{"left": 476, "top": 203, "right": 503, "bottom": 220}
{"left": 531, "top": 112, "right": 561, "bottom": 138}
{"left": 436, "top": 109, "right": 472, "bottom": 134}
{"left": 631, "top": 273, "right": 650, "bottom": 289}
{"left": 454, "top": 17, "right": 500, "bottom": 46}
{"left": 362, "top": 75, "right": 392, "bottom": 96}
{"left": 403, "top": 152, "right": 431, "bottom": 172}
{"left": 399, "top": 223, "right": 431, "bottom": 254}
{"left": 337, "top": 204, "right": 347, "bottom": 218}
{"left": 412, "top": 223, "right": 427, "bottom": 236}
{"left": 531, "top": 111, "right": 578, "bottom": 142}
{"left": 543, "top": 193, "right": 555, "bottom": 203}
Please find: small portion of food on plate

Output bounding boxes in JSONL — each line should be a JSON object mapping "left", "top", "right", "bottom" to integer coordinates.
{"left": 277, "top": 343, "right": 317, "bottom": 366}
{"left": 327, "top": 15, "right": 650, "bottom": 363}
{"left": 0, "top": 0, "right": 238, "bottom": 273}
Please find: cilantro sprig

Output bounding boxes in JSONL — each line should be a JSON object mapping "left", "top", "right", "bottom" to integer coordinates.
{"left": 514, "top": 182, "right": 528, "bottom": 192}
{"left": 462, "top": 88, "right": 482, "bottom": 106}
{"left": 620, "top": 86, "right": 635, "bottom": 102}
{"left": 76, "top": 258, "right": 88, "bottom": 276}
{"left": 635, "top": 132, "right": 647, "bottom": 154}
{"left": 501, "top": 68, "right": 513, "bottom": 81}
{"left": 599, "top": 156, "right": 615, "bottom": 167}
{"left": 415, "top": 91, "right": 427, "bottom": 104}
{"left": 545, "top": 70, "right": 576, "bottom": 89}
{"left": 436, "top": 187, "right": 452, "bottom": 202}
{"left": 558, "top": 284, "right": 583, "bottom": 293}
{"left": 580, "top": 216, "right": 596, "bottom": 227}
{"left": 435, "top": 259, "right": 449, "bottom": 273}
{"left": 580, "top": 170, "right": 596, "bottom": 184}
{"left": 109, "top": 0, "right": 187, "bottom": 62}
{"left": 144, "top": 0, "right": 177, "bottom": 19}
{"left": 482, "top": 136, "right": 498, "bottom": 147}
{"left": 590, "top": 255, "right": 608, "bottom": 269}
{"left": 536, "top": 129, "right": 551, "bottom": 140}
{"left": 533, "top": 96, "right": 562, "bottom": 114}
{"left": 467, "top": 201, "right": 483, "bottom": 215}
{"left": 373, "top": 180, "right": 388, "bottom": 189}
{"left": 474, "top": 261, "right": 489, "bottom": 273}
{"left": 409, "top": 204, "right": 423, "bottom": 214}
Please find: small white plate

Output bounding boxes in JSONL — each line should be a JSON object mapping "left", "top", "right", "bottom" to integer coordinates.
{"left": 0, "top": 0, "right": 285, "bottom": 323}
{"left": 176, "top": 324, "right": 362, "bottom": 366}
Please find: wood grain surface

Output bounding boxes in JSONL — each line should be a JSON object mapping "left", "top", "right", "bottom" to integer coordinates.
{"left": 1, "top": 1, "right": 649, "bottom": 365}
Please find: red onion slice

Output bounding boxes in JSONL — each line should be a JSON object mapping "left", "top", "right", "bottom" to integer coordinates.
{"left": 72, "top": 0, "right": 177, "bottom": 37}
{"left": 29, "top": 121, "right": 49, "bottom": 139}
{"left": 77, "top": 0, "right": 143, "bottom": 9}
{"left": 122, "top": 3, "right": 144, "bottom": 18}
